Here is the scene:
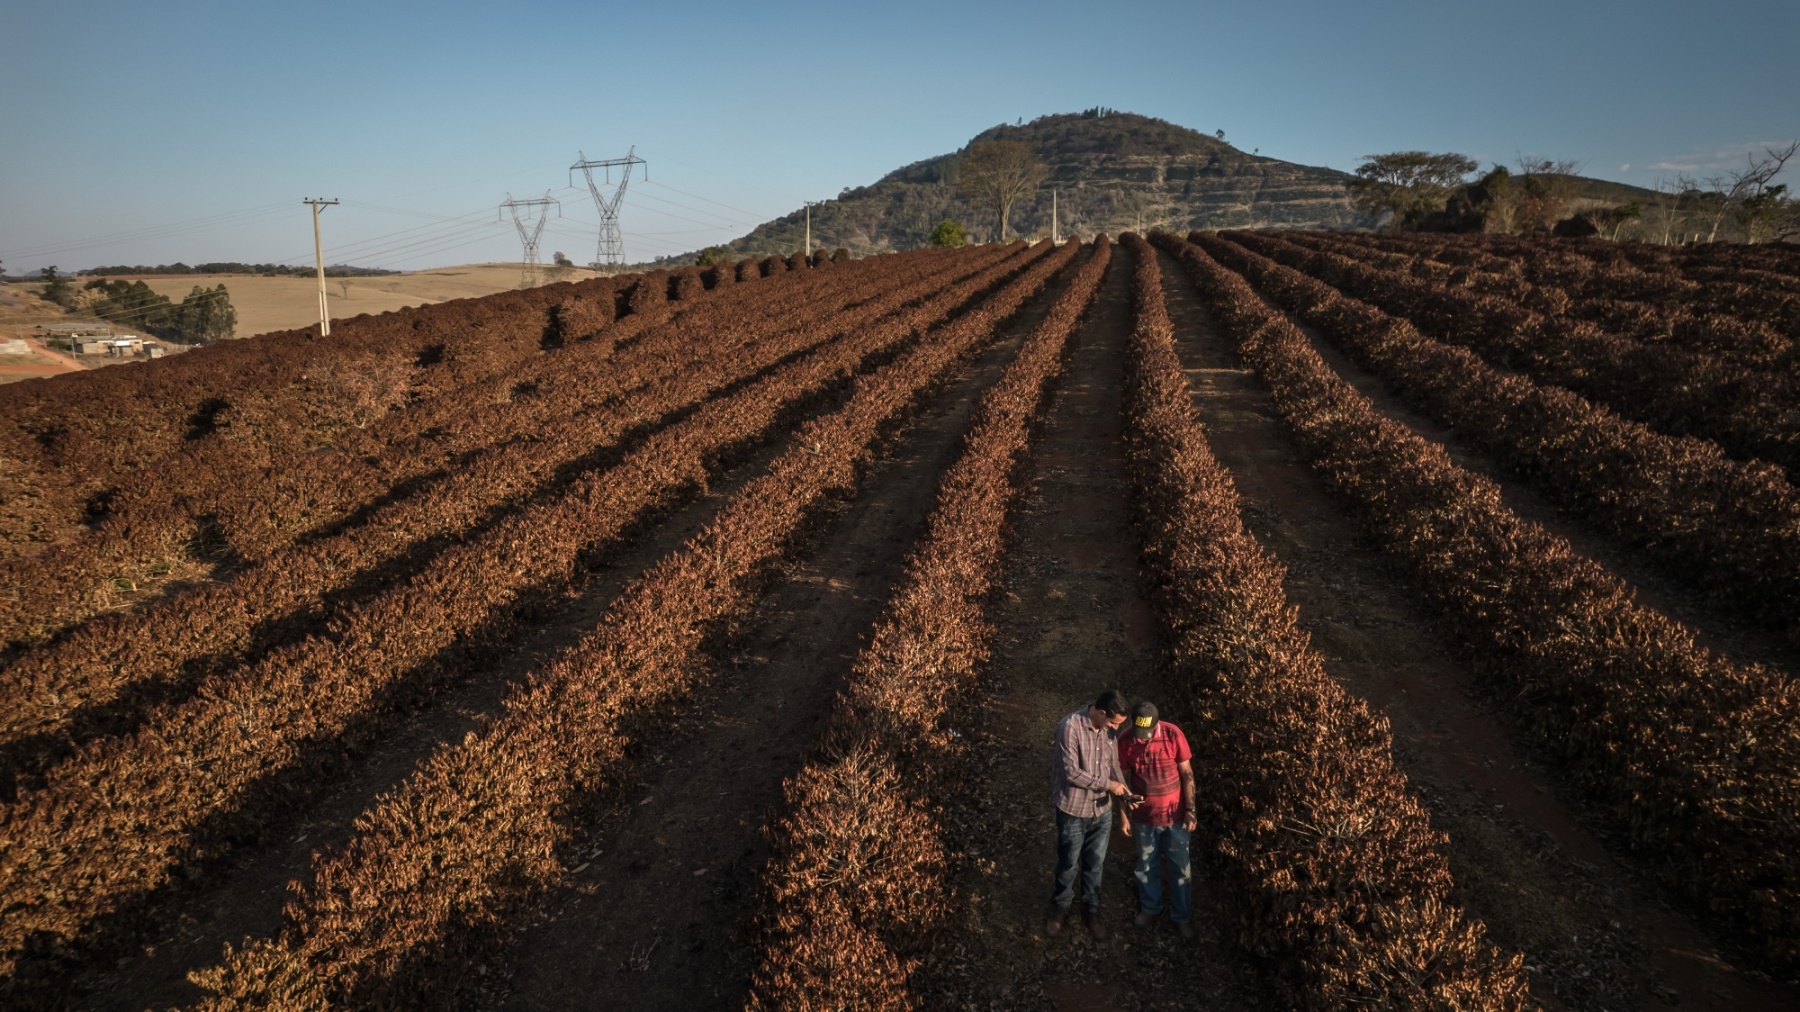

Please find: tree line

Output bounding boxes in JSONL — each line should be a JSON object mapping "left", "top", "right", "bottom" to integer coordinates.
{"left": 1346, "top": 144, "right": 1799, "bottom": 243}
{"left": 80, "top": 262, "right": 397, "bottom": 278}
{"left": 39, "top": 268, "right": 236, "bottom": 344}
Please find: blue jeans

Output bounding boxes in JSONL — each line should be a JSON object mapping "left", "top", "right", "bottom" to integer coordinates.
{"left": 1131, "top": 823, "right": 1192, "bottom": 923}
{"left": 1052, "top": 807, "right": 1112, "bottom": 913}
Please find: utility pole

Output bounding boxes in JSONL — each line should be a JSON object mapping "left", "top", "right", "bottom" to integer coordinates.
{"left": 1052, "top": 189, "right": 1058, "bottom": 244}
{"left": 303, "top": 198, "right": 339, "bottom": 336}
{"left": 499, "top": 192, "right": 561, "bottom": 288}
{"left": 571, "top": 147, "right": 647, "bottom": 270}
{"left": 804, "top": 201, "right": 817, "bottom": 259}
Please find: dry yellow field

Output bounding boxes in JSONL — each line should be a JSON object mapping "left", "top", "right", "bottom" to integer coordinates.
{"left": 0, "top": 264, "right": 609, "bottom": 381}
{"left": 135, "top": 263, "right": 608, "bottom": 339}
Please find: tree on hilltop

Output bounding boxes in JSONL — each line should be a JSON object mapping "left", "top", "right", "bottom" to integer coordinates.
{"left": 960, "top": 139, "right": 1048, "bottom": 242}
{"left": 1345, "top": 151, "right": 1477, "bottom": 229}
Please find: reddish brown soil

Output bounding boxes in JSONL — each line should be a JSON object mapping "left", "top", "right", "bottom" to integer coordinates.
{"left": 920, "top": 242, "right": 1259, "bottom": 1011}
{"left": 1155, "top": 246, "right": 1800, "bottom": 1011}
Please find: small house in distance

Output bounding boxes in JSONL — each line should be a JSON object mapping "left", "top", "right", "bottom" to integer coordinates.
{"left": 39, "top": 325, "right": 160, "bottom": 357}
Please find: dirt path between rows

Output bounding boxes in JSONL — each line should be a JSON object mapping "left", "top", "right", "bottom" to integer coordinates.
{"left": 481, "top": 255, "right": 1082, "bottom": 1011}
{"left": 920, "top": 242, "right": 1259, "bottom": 1011}
{"left": 1157, "top": 247, "right": 1800, "bottom": 1011}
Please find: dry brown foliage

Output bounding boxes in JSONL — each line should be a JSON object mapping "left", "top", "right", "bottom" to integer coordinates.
{"left": 1122, "top": 233, "right": 1530, "bottom": 1007}
{"left": 1161, "top": 231, "right": 1800, "bottom": 973}
{"left": 0, "top": 245, "right": 1013, "bottom": 800}
{"left": 0, "top": 242, "right": 1061, "bottom": 992}
{"left": 747, "top": 237, "right": 1112, "bottom": 1009}
{"left": 1322, "top": 231, "right": 1798, "bottom": 367}
{"left": 1230, "top": 230, "right": 1800, "bottom": 480}
{"left": 172, "top": 238, "right": 1081, "bottom": 1007}
{"left": 1200, "top": 232, "right": 1800, "bottom": 641}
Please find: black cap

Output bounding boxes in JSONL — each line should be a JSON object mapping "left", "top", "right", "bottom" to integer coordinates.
{"left": 1130, "top": 701, "right": 1159, "bottom": 740}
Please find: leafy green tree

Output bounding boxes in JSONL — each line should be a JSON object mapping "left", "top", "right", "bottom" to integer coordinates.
{"left": 694, "top": 246, "right": 730, "bottom": 267}
{"left": 1344, "top": 152, "right": 1477, "bottom": 229}
{"left": 84, "top": 279, "right": 175, "bottom": 332}
{"left": 928, "top": 220, "right": 968, "bottom": 248}
{"left": 41, "top": 266, "right": 74, "bottom": 307}
{"left": 959, "top": 139, "right": 1048, "bottom": 241}
{"left": 173, "top": 285, "right": 236, "bottom": 344}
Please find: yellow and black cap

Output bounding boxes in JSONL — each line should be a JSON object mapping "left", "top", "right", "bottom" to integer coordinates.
{"left": 1130, "top": 701, "right": 1159, "bottom": 740}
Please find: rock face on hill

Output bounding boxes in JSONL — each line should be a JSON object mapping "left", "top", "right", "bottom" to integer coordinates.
{"left": 725, "top": 110, "right": 1364, "bottom": 256}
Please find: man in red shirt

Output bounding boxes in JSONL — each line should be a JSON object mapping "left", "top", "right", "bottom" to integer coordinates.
{"left": 1117, "top": 701, "right": 1197, "bottom": 939}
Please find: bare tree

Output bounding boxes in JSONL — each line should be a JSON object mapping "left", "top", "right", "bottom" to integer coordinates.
{"left": 1699, "top": 143, "right": 1796, "bottom": 242}
{"left": 959, "top": 140, "right": 1048, "bottom": 242}
{"left": 1718, "top": 142, "right": 1798, "bottom": 243}
{"left": 1642, "top": 176, "right": 1690, "bottom": 245}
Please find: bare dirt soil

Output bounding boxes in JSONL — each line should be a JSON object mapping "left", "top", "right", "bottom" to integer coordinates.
{"left": 1155, "top": 246, "right": 1800, "bottom": 1012}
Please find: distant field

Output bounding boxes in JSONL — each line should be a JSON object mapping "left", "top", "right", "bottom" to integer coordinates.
{"left": 132, "top": 263, "right": 608, "bottom": 339}
{"left": 0, "top": 264, "right": 609, "bottom": 381}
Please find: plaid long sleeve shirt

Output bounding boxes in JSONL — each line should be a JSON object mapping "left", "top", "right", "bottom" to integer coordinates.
{"left": 1051, "top": 710, "right": 1125, "bottom": 818}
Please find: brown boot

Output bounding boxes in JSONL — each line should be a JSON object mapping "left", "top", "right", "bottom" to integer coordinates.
{"left": 1046, "top": 908, "right": 1068, "bottom": 936}
{"left": 1084, "top": 911, "right": 1107, "bottom": 940}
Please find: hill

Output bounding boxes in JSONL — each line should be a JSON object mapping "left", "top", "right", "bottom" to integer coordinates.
{"left": 715, "top": 110, "right": 1365, "bottom": 256}
{"left": 666, "top": 112, "right": 1675, "bottom": 261}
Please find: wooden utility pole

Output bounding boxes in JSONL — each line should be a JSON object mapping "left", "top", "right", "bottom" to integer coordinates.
{"left": 1052, "top": 189, "right": 1058, "bottom": 244}
{"left": 804, "top": 201, "right": 816, "bottom": 259}
{"left": 304, "top": 198, "right": 339, "bottom": 335}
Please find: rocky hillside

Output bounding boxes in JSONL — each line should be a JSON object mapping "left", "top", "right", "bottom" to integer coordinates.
{"left": 717, "top": 110, "right": 1364, "bottom": 257}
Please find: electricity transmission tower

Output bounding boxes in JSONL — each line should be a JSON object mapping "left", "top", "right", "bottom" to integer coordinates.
{"left": 499, "top": 192, "right": 560, "bottom": 287}
{"left": 570, "top": 147, "right": 646, "bottom": 269}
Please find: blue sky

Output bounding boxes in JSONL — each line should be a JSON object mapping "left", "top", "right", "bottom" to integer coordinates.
{"left": 2, "top": 0, "right": 1795, "bottom": 272}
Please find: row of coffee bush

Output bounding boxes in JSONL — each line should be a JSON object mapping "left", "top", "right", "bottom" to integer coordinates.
{"left": 1163, "top": 232, "right": 1800, "bottom": 972}
{"left": 1232, "top": 231, "right": 1800, "bottom": 481}
{"left": 0, "top": 247, "right": 1012, "bottom": 800}
{"left": 1127, "top": 233, "right": 1529, "bottom": 1007}
{"left": 0, "top": 242, "right": 1057, "bottom": 995}
{"left": 182, "top": 239, "right": 1080, "bottom": 1008}
{"left": 1202, "top": 232, "right": 1800, "bottom": 643}
{"left": 746, "top": 237, "right": 1111, "bottom": 1009}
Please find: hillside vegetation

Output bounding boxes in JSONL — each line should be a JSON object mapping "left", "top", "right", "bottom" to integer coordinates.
{"left": 725, "top": 110, "right": 1363, "bottom": 254}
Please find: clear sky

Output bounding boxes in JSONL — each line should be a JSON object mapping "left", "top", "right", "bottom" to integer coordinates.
{"left": 3, "top": 0, "right": 1795, "bottom": 273}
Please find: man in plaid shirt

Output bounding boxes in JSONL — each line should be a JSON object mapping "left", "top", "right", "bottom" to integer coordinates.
{"left": 1047, "top": 689, "right": 1132, "bottom": 939}
{"left": 1117, "top": 700, "right": 1198, "bottom": 940}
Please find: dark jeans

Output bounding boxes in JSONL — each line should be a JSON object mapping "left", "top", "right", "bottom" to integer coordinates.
{"left": 1131, "top": 823, "right": 1192, "bottom": 923}
{"left": 1051, "top": 807, "right": 1112, "bottom": 913}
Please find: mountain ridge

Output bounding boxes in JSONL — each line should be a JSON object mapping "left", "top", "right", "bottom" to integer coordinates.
{"left": 687, "top": 111, "right": 1364, "bottom": 260}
